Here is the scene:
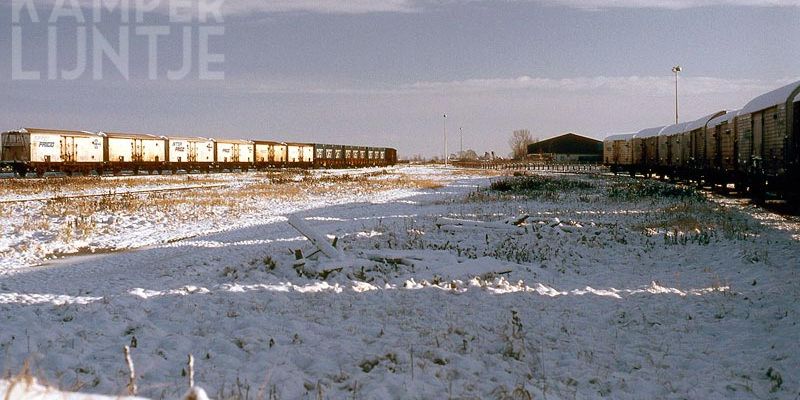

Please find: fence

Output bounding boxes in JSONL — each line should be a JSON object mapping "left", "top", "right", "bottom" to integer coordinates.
{"left": 451, "top": 161, "right": 606, "bottom": 172}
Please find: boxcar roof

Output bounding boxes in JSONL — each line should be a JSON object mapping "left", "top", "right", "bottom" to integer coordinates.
{"left": 659, "top": 122, "right": 690, "bottom": 137}
{"left": 167, "top": 136, "right": 214, "bottom": 142}
{"left": 18, "top": 128, "right": 100, "bottom": 137}
{"left": 100, "top": 131, "right": 164, "bottom": 140}
{"left": 636, "top": 126, "right": 666, "bottom": 138}
{"left": 284, "top": 142, "right": 314, "bottom": 146}
{"left": 213, "top": 138, "right": 254, "bottom": 144}
{"left": 604, "top": 133, "right": 635, "bottom": 141}
{"left": 684, "top": 110, "right": 727, "bottom": 132}
{"left": 740, "top": 80, "right": 800, "bottom": 114}
{"left": 708, "top": 109, "right": 740, "bottom": 127}
{"left": 253, "top": 140, "right": 286, "bottom": 145}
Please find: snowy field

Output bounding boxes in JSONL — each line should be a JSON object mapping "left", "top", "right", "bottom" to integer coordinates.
{"left": 1, "top": 166, "right": 798, "bottom": 399}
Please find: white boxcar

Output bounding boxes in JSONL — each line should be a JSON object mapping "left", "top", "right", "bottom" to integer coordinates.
{"left": 1, "top": 128, "right": 103, "bottom": 163}
{"left": 168, "top": 137, "right": 214, "bottom": 163}
{"left": 215, "top": 139, "right": 254, "bottom": 163}
{"left": 286, "top": 143, "right": 313, "bottom": 164}
{"left": 102, "top": 132, "right": 166, "bottom": 163}
{"left": 254, "top": 141, "right": 288, "bottom": 164}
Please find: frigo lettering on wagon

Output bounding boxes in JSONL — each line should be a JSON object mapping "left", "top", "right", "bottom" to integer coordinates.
{"left": 11, "top": 0, "right": 226, "bottom": 81}
{"left": 0, "top": 128, "right": 398, "bottom": 177}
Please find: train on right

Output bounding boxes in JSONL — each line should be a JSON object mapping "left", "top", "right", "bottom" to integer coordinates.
{"left": 604, "top": 80, "right": 800, "bottom": 205}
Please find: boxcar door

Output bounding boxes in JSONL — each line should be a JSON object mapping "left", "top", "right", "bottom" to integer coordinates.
{"left": 232, "top": 144, "right": 240, "bottom": 162}
{"left": 133, "top": 139, "right": 143, "bottom": 162}
{"left": 793, "top": 102, "right": 800, "bottom": 166}
{"left": 714, "top": 126, "right": 723, "bottom": 169}
{"left": 752, "top": 112, "right": 764, "bottom": 160}
{"left": 62, "top": 136, "right": 75, "bottom": 162}
{"left": 188, "top": 141, "right": 197, "bottom": 162}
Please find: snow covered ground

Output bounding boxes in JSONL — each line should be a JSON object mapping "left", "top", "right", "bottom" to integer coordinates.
{"left": 1, "top": 166, "right": 798, "bottom": 399}
{"left": 0, "top": 168, "right": 450, "bottom": 273}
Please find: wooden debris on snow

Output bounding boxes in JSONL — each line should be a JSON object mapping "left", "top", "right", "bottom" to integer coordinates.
{"left": 435, "top": 215, "right": 529, "bottom": 233}
{"left": 287, "top": 215, "right": 343, "bottom": 260}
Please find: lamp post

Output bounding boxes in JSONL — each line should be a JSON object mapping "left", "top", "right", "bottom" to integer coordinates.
{"left": 443, "top": 114, "right": 448, "bottom": 167}
{"left": 672, "top": 65, "right": 681, "bottom": 125}
{"left": 459, "top": 126, "right": 463, "bottom": 160}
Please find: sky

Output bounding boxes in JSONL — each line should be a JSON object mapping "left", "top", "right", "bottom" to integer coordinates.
{"left": 1, "top": 0, "right": 799, "bottom": 158}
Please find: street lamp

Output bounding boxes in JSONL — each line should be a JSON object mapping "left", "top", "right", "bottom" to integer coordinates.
{"left": 443, "top": 114, "right": 448, "bottom": 167}
{"left": 672, "top": 65, "right": 681, "bottom": 125}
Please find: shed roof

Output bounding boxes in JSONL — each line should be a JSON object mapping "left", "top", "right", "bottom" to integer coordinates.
{"left": 636, "top": 126, "right": 666, "bottom": 139}
{"left": 740, "top": 80, "right": 800, "bottom": 114}
{"left": 528, "top": 133, "right": 603, "bottom": 155}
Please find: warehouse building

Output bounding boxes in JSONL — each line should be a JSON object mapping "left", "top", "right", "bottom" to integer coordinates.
{"left": 527, "top": 133, "right": 603, "bottom": 162}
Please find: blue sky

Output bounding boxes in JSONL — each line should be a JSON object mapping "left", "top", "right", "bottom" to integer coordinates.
{"left": 1, "top": 0, "right": 798, "bottom": 157}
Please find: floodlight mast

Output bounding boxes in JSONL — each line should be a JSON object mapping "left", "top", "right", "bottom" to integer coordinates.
{"left": 672, "top": 65, "right": 682, "bottom": 124}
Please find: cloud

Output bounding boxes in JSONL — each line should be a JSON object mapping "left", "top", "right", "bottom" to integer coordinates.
{"left": 222, "top": 0, "right": 418, "bottom": 14}
{"left": 402, "top": 75, "right": 797, "bottom": 96}
{"left": 14, "top": 0, "right": 798, "bottom": 17}
{"left": 220, "top": 74, "right": 797, "bottom": 101}
{"left": 225, "top": 0, "right": 800, "bottom": 14}
{"left": 533, "top": 0, "right": 800, "bottom": 10}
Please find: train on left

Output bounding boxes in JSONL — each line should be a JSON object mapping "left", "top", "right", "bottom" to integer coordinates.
{"left": 0, "top": 128, "right": 398, "bottom": 177}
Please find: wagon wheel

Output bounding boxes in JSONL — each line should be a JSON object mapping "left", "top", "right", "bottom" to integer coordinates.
{"left": 14, "top": 165, "right": 28, "bottom": 178}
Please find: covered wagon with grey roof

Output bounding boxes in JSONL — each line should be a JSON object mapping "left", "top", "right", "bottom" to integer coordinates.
{"left": 1, "top": 128, "right": 104, "bottom": 177}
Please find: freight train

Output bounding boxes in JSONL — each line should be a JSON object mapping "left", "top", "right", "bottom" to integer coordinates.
{"left": 604, "top": 80, "right": 800, "bottom": 203}
{"left": 0, "top": 128, "right": 398, "bottom": 177}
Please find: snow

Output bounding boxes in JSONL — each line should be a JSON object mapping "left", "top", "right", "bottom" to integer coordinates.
{"left": 1, "top": 166, "right": 799, "bottom": 399}
{"left": 0, "top": 168, "right": 429, "bottom": 273}
{"left": 739, "top": 80, "right": 800, "bottom": 114}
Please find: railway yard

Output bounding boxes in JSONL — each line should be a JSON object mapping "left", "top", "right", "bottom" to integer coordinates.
{"left": 1, "top": 165, "right": 798, "bottom": 399}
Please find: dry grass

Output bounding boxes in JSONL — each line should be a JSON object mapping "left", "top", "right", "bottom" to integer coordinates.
{"left": 5, "top": 170, "right": 446, "bottom": 244}
{"left": 633, "top": 201, "right": 757, "bottom": 243}
{"left": 0, "top": 174, "right": 228, "bottom": 197}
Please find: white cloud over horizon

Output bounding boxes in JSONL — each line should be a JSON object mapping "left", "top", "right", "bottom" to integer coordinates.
{"left": 236, "top": 75, "right": 797, "bottom": 98}
{"left": 14, "top": 0, "right": 800, "bottom": 17}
